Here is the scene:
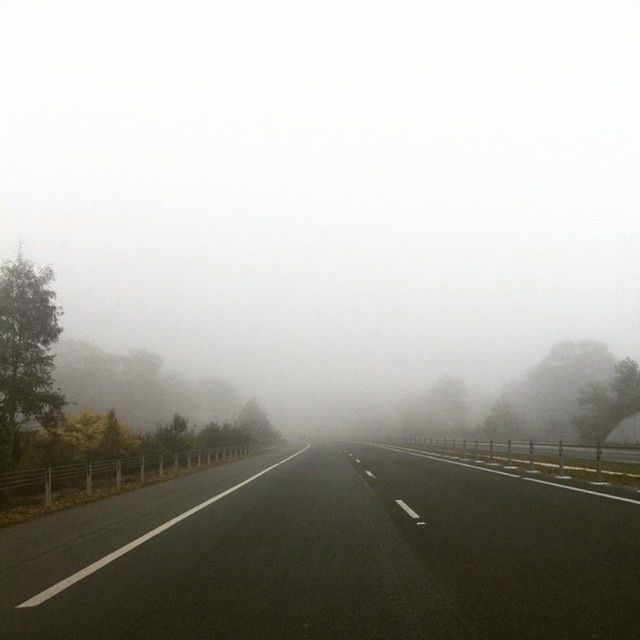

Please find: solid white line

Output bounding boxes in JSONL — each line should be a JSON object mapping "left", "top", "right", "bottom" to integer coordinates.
{"left": 395, "top": 499, "right": 420, "bottom": 519}
{"left": 365, "top": 470, "right": 375, "bottom": 478}
{"left": 520, "top": 476, "right": 640, "bottom": 505}
{"left": 16, "top": 443, "right": 311, "bottom": 608}
{"left": 376, "top": 444, "right": 640, "bottom": 508}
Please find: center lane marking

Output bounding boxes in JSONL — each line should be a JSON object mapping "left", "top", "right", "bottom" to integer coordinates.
{"left": 395, "top": 499, "right": 420, "bottom": 519}
{"left": 16, "top": 442, "right": 311, "bottom": 609}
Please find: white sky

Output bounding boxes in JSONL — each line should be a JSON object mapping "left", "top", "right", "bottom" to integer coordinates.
{"left": 1, "top": 0, "right": 639, "bottom": 431}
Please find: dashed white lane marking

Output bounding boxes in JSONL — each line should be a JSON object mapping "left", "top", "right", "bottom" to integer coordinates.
{"left": 365, "top": 470, "right": 375, "bottom": 478}
{"left": 416, "top": 522, "right": 426, "bottom": 526}
{"left": 395, "top": 499, "right": 421, "bottom": 519}
{"left": 355, "top": 458, "right": 361, "bottom": 463}
{"left": 16, "top": 443, "right": 312, "bottom": 608}
{"left": 377, "top": 445, "right": 640, "bottom": 507}
{"left": 348, "top": 453, "right": 353, "bottom": 457}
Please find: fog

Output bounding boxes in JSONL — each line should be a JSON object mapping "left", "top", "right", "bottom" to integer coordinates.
{"left": 2, "top": 0, "right": 639, "bottom": 435}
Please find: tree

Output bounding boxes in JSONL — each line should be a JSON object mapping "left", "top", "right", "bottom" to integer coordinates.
{"left": 236, "top": 399, "right": 277, "bottom": 441}
{"left": 573, "top": 358, "right": 640, "bottom": 443}
{"left": 153, "top": 413, "right": 191, "bottom": 451}
{"left": 483, "top": 396, "right": 522, "bottom": 439}
{"left": 0, "top": 252, "right": 65, "bottom": 466}
{"left": 399, "top": 376, "right": 468, "bottom": 434}
{"left": 99, "top": 409, "right": 127, "bottom": 458}
{"left": 504, "top": 340, "right": 616, "bottom": 438}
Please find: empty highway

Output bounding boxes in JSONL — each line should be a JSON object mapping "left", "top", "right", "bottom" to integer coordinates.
{"left": 1, "top": 441, "right": 639, "bottom": 639}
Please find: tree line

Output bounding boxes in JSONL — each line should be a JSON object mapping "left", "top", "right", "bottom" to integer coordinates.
{"left": 0, "top": 253, "right": 278, "bottom": 471}
{"left": 395, "top": 341, "right": 640, "bottom": 444}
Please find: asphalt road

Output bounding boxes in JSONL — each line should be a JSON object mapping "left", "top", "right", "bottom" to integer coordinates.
{"left": 1, "top": 441, "right": 639, "bottom": 639}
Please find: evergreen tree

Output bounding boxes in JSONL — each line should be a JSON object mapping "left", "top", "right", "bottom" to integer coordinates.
{"left": 0, "top": 252, "right": 65, "bottom": 466}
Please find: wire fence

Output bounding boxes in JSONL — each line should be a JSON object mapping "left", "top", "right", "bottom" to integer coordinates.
{"left": 377, "top": 436, "right": 640, "bottom": 483}
{"left": 0, "top": 442, "right": 275, "bottom": 510}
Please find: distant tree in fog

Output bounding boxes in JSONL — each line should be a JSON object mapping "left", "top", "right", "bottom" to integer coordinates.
{"left": 0, "top": 252, "right": 66, "bottom": 467}
{"left": 236, "top": 398, "right": 278, "bottom": 441}
{"left": 573, "top": 358, "right": 640, "bottom": 443}
{"left": 503, "top": 340, "right": 616, "bottom": 439}
{"left": 482, "top": 396, "right": 522, "bottom": 439}
{"left": 54, "top": 340, "right": 242, "bottom": 431}
{"left": 401, "top": 376, "right": 468, "bottom": 434}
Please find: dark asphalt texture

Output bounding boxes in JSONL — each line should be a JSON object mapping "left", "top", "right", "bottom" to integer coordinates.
{"left": 1, "top": 441, "right": 639, "bottom": 639}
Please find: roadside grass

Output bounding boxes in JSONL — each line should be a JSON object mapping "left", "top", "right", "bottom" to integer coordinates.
{"left": 393, "top": 445, "right": 640, "bottom": 490}
{"left": 0, "top": 447, "right": 278, "bottom": 527}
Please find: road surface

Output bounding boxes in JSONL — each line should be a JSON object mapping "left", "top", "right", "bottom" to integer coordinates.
{"left": 1, "top": 441, "right": 639, "bottom": 639}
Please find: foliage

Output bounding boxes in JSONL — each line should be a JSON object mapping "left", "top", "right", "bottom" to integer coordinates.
{"left": 400, "top": 376, "right": 468, "bottom": 433}
{"left": 573, "top": 358, "right": 640, "bottom": 443}
{"left": 482, "top": 396, "right": 522, "bottom": 439}
{"left": 502, "top": 340, "right": 616, "bottom": 438}
{"left": 54, "top": 340, "right": 242, "bottom": 430}
{"left": 19, "top": 410, "right": 139, "bottom": 467}
{"left": 0, "top": 252, "right": 66, "bottom": 468}
{"left": 236, "top": 398, "right": 279, "bottom": 441}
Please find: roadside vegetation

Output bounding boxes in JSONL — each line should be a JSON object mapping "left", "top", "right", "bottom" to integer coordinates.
{"left": 0, "top": 252, "right": 279, "bottom": 475}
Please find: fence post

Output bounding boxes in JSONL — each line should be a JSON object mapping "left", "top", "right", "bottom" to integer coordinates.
{"left": 596, "top": 442, "right": 603, "bottom": 483}
{"left": 159, "top": 454, "right": 163, "bottom": 477}
{"left": 116, "top": 459, "right": 122, "bottom": 490}
{"left": 86, "top": 462, "right": 92, "bottom": 495}
{"left": 45, "top": 467, "right": 52, "bottom": 505}
{"left": 140, "top": 456, "right": 145, "bottom": 482}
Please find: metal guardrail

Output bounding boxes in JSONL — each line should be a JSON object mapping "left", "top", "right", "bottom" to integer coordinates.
{"left": 0, "top": 443, "right": 262, "bottom": 508}
{"left": 377, "top": 436, "right": 640, "bottom": 483}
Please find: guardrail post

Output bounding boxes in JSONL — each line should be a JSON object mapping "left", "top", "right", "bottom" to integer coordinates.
{"left": 116, "top": 459, "right": 122, "bottom": 490}
{"left": 596, "top": 441, "right": 602, "bottom": 482}
{"left": 86, "top": 462, "right": 92, "bottom": 495}
{"left": 159, "top": 454, "right": 164, "bottom": 477}
{"left": 558, "top": 440, "right": 564, "bottom": 476}
{"left": 140, "top": 456, "right": 145, "bottom": 482}
{"left": 45, "top": 467, "right": 52, "bottom": 505}
{"left": 529, "top": 441, "right": 534, "bottom": 470}
{"left": 507, "top": 439, "right": 512, "bottom": 466}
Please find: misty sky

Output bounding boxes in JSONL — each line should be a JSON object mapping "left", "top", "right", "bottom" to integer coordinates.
{"left": 2, "top": 0, "right": 639, "bottom": 431}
